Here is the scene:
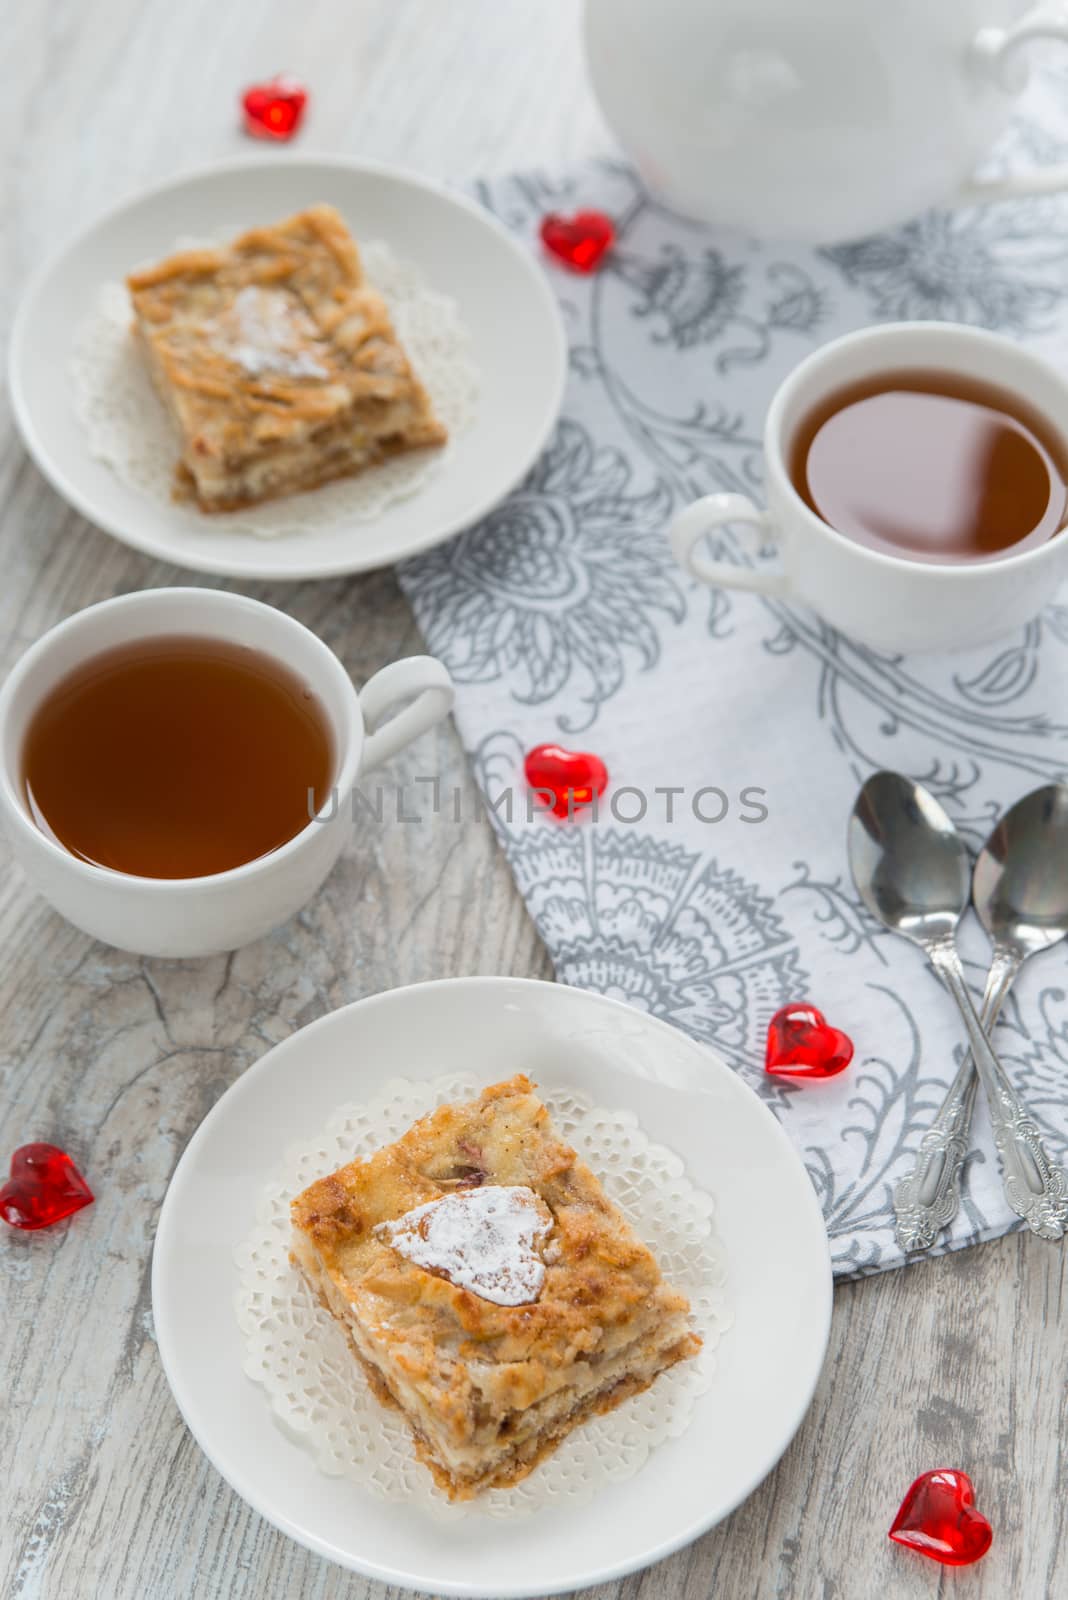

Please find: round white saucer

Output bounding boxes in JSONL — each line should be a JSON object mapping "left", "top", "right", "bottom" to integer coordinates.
{"left": 152, "top": 977, "right": 831, "bottom": 1597}
{"left": 9, "top": 157, "right": 566, "bottom": 581}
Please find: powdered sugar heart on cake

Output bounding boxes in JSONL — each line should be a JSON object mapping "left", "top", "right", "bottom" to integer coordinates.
{"left": 203, "top": 286, "right": 331, "bottom": 380}
{"left": 375, "top": 1184, "right": 553, "bottom": 1306}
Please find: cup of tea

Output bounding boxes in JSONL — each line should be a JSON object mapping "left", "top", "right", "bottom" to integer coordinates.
{"left": 669, "top": 322, "right": 1068, "bottom": 653}
{"left": 0, "top": 588, "right": 454, "bottom": 957}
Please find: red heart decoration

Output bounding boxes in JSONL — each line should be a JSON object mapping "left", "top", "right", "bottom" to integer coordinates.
{"left": 889, "top": 1469, "right": 993, "bottom": 1566}
{"left": 0, "top": 1143, "right": 94, "bottom": 1231}
{"left": 525, "top": 743, "right": 608, "bottom": 818}
{"left": 539, "top": 210, "right": 615, "bottom": 273}
{"left": 241, "top": 76, "right": 308, "bottom": 142}
{"left": 765, "top": 1003, "right": 854, "bottom": 1079}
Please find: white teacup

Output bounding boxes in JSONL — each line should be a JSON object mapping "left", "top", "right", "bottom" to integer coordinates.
{"left": 0, "top": 588, "right": 454, "bottom": 958}
{"left": 670, "top": 321, "right": 1068, "bottom": 654}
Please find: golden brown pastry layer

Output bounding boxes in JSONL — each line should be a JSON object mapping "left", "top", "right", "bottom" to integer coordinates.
{"left": 290, "top": 1074, "right": 701, "bottom": 1499}
{"left": 127, "top": 204, "right": 446, "bottom": 511}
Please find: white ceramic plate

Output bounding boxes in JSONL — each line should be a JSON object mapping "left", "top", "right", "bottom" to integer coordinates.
{"left": 8, "top": 158, "right": 566, "bottom": 580}
{"left": 152, "top": 977, "right": 831, "bottom": 1597}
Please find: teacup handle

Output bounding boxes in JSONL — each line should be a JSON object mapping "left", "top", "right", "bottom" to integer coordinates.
{"left": 669, "top": 493, "right": 788, "bottom": 595}
{"left": 358, "top": 656, "right": 455, "bottom": 774}
{"left": 967, "top": 6, "right": 1068, "bottom": 202}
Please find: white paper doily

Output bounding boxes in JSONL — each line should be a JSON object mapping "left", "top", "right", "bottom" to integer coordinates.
{"left": 234, "top": 1074, "right": 732, "bottom": 1520}
{"left": 71, "top": 239, "right": 479, "bottom": 539}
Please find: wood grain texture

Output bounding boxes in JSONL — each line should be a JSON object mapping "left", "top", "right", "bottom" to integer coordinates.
{"left": 1, "top": 3, "right": 1065, "bottom": 1597}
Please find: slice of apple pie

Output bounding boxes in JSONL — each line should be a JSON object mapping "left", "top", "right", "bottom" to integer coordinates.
{"left": 126, "top": 204, "right": 446, "bottom": 511}
{"left": 290, "top": 1074, "right": 700, "bottom": 1500}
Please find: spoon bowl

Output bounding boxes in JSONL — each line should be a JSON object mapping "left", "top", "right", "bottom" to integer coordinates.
{"left": 849, "top": 771, "right": 970, "bottom": 945}
{"left": 973, "top": 784, "right": 1068, "bottom": 954}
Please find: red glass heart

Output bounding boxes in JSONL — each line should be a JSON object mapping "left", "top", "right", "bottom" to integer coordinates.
{"left": 241, "top": 76, "right": 307, "bottom": 141}
{"left": 889, "top": 1469, "right": 993, "bottom": 1566}
{"left": 539, "top": 210, "right": 615, "bottom": 273}
{"left": 525, "top": 744, "right": 608, "bottom": 818}
{"left": 0, "top": 1143, "right": 94, "bottom": 1231}
{"left": 765, "top": 1003, "right": 854, "bottom": 1079}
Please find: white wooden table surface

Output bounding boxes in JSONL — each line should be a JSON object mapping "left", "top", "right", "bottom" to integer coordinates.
{"left": 2, "top": 3, "right": 1067, "bottom": 1596}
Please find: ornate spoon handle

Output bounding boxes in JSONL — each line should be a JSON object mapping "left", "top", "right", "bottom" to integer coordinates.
{"left": 928, "top": 940, "right": 1068, "bottom": 1241}
{"left": 893, "top": 953, "right": 1013, "bottom": 1252}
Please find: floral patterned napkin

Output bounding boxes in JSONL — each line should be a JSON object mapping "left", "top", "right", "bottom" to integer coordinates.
{"left": 399, "top": 68, "right": 1068, "bottom": 1276}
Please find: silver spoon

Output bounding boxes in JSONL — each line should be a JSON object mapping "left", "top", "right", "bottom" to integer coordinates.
{"left": 848, "top": 771, "right": 1068, "bottom": 1243}
{"left": 892, "top": 785, "right": 1068, "bottom": 1251}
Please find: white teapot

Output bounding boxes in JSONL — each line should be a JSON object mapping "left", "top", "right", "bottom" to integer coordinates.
{"left": 584, "top": 0, "right": 1068, "bottom": 241}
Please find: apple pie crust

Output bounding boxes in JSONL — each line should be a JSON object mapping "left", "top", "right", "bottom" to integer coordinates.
{"left": 290, "top": 1074, "right": 701, "bottom": 1500}
{"left": 126, "top": 205, "right": 447, "bottom": 511}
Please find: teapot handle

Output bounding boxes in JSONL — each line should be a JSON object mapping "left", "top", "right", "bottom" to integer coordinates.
{"left": 965, "top": 6, "right": 1068, "bottom": 202}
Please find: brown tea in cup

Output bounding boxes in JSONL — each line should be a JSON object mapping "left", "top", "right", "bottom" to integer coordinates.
{"left": 21, "top": 635, "right": 333, "bottom": 879}
{"left": 789, "top": 369, "right": 1068, "bottom": 564}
